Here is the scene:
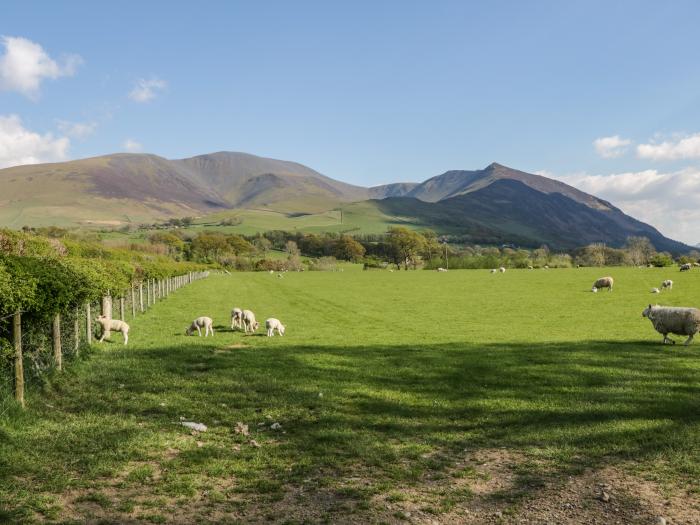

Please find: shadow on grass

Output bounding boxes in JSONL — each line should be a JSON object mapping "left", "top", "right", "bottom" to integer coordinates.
{"left": 2, "top": 339, "right": 700, "bottom": 516}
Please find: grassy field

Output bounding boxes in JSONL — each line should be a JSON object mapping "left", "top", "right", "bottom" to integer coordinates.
{"left": 2, "top": 267, "right": 700, "bottom": 523}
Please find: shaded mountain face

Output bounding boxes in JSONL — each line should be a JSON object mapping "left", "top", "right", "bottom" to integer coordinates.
{"left": 373, "top": 178, "right": 689, "bottom": 252}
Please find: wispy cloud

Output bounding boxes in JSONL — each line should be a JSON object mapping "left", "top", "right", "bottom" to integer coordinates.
{"left": 128, "top": 77, "right": 166, "bottom": 103}
{"left": 550, "top": 167, "right": 700, "bottom": 244}
{"left": 637, "top": 133, "right": 700, "bottom": 161}
{"left": 0, "top": 114, "right": 70, "bottom": 168}
{"left": 56, "top": 119, "right": 97, "bottom": 139}
{"left": 122, "top": 138, "right": 143, "bottom": 152}
{"left": 593, "top": 135, "right": 631, "bottom": 158}
{"left": 0, "top": 36, "right": 82, "bottom": 100}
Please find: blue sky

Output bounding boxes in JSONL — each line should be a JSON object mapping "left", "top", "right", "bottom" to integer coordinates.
{"left": 2, "top": 1, "right": 700, "bottom": 241}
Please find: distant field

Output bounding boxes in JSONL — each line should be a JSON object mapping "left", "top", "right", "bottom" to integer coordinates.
{"left": 2, "top": 267, "right": 700, "bottom": 523}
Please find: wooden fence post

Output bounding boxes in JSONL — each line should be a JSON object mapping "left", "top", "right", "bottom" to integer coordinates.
{"left": 146, "top": 281, "right": 151, "bottom": 307}
{"left": 139, "top": 282, "right": 144, "bottom": 312}
{"left": 131, "top": 285, "right": 136, "bottom": 318}
{"left": 102, "top": 295, "right": 112, "bottom": 320}
{"left": 13, "top": 312, "right": 24, "bottom": 408}
{"left": 74, "top": 308, "right": 80, "bottom": 355}
{"left": 53, "top": 313, "right": 62, "bottom": 371}
{"left": 86, "top": 303, "right": 92, "bottom": 344}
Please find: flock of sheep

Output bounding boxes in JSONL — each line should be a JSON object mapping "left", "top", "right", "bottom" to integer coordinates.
{"left": 185, "top": 309, "right": 285, "bottom": 338}
{"left": 589, "top": 271, "right": 700, "bottom": 346}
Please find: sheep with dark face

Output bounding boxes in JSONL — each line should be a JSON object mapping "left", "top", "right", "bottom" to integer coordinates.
{"left": 642, "top": 304, "right": 700, "bottom": 345}
{"left": 661, "top": 280, "right": 673, "bottom": 291}
{"left": 592, "top": 276, "right": 614, "bottom": 293}
{"left": 680, "top": 263, "right": 692, "bottom": 272}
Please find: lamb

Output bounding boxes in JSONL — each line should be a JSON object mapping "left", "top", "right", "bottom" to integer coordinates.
{"left": 242, "top": 309, "right": 259, "bottom": 333}
{"left": 499, "top": 267, "right": 506, "bottom": 273}
{"left": 592, "top": 276, "right": 614, "bottom": 293}
{"left": 230, "top": 308, "right": 243, "bottom": 329}
{"left": 651, "top": 287, "right": 660, "bottom": 294}
{"left": 96, "top": 315, "right": 130, "bottom": 345}
{"left": 265, "top": 318, "right": 285, "bottom": 337}
{"left": 661, "top": 279, "right": 673, "bottom": 291}
{"left": 186, "top": 316, "right": 214, "bottom": 337}
{"left": 642, "top": 304, "right": 700, "bottom": 345}
{"left": 680, "top": 263, "right": 692, "bottom": 272}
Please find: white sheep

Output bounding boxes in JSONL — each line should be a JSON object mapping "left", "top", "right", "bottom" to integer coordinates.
{"left": 592, "top": 276, "right": 614, "bottom": 292}
{"left": 528, "top": 265, "right": 534, "bottom": 269}
{"left": 96, "top": 315, "right": 130, "bottom": 345}
{"left": 242, "top": 310, "right": 259, "bottom": 333}
{"left": 265, "top": 318, "right": 285, "bottom": 337}
{"left": 230, "top": 308, "right": 243, "bottom": 329}
{"left": 680, "top": 263, "right": 692, "bottom": 272}
{"left": 499, "top": 267, "right": 506, "bottom": 273}
{"left": 437, "top": 267, "right": 448, "bottom": 272}
{"left": 490, "top": 269, "right": 497, "bottom": 274}
{"left": 186, "top": 316, "right": 214, "bottom": 337}
{"left": 642, "top": 304, "right": 700, "bottom": 345}
{"left": 661, "top": 279, "right": 673, "bottom": 291}
{"left": 651, "top": 287, "right": 660, "bottom": 294}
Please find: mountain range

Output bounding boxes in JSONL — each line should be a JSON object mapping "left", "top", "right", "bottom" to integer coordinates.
{"left": 0, "top": 151, "right": 690, "bottom": 252}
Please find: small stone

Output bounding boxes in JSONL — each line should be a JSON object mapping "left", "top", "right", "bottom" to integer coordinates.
{"left": 656, "top": 518, "right": 667, "bottom": 525}
{"left": 234, "top": 422, "right": 249, "bottom": 436}
{"left": 270, "top": 422, "right": 282, "bottom": 430}
{"left": 249, "top": 439, "right": 261, "bottom": 448}
{"left": 599, "top": 491, "right": 610, "bottom": 502}
{"left": 196, "top": 441, "right": 204, "bottom": 448}
{"left": 232, "top": 444, "right": 241, "bottom": 451}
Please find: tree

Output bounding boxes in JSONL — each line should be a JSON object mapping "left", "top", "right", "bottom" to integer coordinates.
{"left": 419, "top": 230, "right": 441, "bottom": 264}
{"left": 285, "top": 240, "right": 301, "bottom": 257}
{"left": 334, "top": 235, "right": 366, "bottom": 262}
{"left": 624, "top": 236, "right": 655, "bottom": 266}
{"left": 254, "top": 237, "right": 272, "bottom": 256}
{"left": 386, "top": 227, "right": 426, "bottom": 270}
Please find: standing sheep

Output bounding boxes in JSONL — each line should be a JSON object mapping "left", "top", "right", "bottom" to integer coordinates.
{"left": 96, "top": 315, "right": 130, "bottom": 345}
{"left": 186, "top": 316, "right": 214, "bottom": 337}
{"left": 661, "top": 280, "right": 673, "bottom": 291}
{"left": 642, "top": 304, "right": 700, "bottom": 345}
{"left": 680, "top": 263, "right": 692, "bottom": 272}
{"left": 499, "top": 267, "right": 506, "bottom": 273}
{"left": 230, "top": 308, "right": 243, "bottom": 329}
{"left": 265, "top": 318, "right": 285, "bottom": 337}
{"left": 592, "top": 276, "right": 614, "bottom": 293}
{"left": 490, "top": 269, "right": 497, "bottom": 274}
{"left": 242, "top": 310, "right": 259, "bottom": 333}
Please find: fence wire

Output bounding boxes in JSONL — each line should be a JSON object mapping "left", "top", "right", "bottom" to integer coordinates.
{"left": 0, "top": 272, "right": 209, "bottom": 416}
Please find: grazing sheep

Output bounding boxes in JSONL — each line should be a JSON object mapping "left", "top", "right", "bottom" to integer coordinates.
{"left": 96, "top": 315, "right": 130, "bottom": 345}
{"left": 230, "top": 308, "right": 243, "bottom": 329}
{"left": 651, "top": 287, "right": 660, "bottom": 294}
{"left": 242, "top": 310, "right": 259, "bottom": 333}
{"left": 543, "top": 265, "right": 549, "bottom": 269}
{"left": 186, "top": 316, "right": 214, "bottom": 337}
{"left": 661, "top": 279, "right": 673, "bottom": 291}
{"left": 694, "top": 262, "right": 700, "bottom": 267}
{"left": 265, "top": 318, "right": 285, "bottom": 337}
{"left": 528, "top": 265, "right": 534, "bottom": 269}
{"left": 490, "top": 269, "right": 497, "bottom": 274}
{"left": 680, "top": 263, "right": 692, "bottom": 272}
{"left": 499, "top": 267, "right": 506, "bottom": 273}
{"left": 642, "top": 304, "right": 700, "bottom": 345}
{"left": 437, "top": 267, "right": 448, "bottom": 272}
{"left": 592, "top": 276, "right": 614, "bottom": 292}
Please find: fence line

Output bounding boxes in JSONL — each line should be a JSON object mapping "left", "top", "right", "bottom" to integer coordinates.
{"left": 0, "top": 271, "right": 210, "bottom": 414}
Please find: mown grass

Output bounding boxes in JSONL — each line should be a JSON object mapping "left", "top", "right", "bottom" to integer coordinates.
{"left": 1, "top": 267, "right": 700, "bottom": 522}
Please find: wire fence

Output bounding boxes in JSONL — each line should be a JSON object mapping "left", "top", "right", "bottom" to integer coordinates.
{"left": 0, "top": 271, "right": 210, "bottom": 417}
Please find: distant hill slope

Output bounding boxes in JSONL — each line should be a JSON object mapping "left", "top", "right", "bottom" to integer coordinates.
{"left": 0, "top": 153, "right": 691, "bottom": 252}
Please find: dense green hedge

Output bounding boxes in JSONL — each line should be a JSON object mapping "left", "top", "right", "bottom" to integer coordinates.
{"left": 0, "top": 229, "right": 210, "bottom": 324}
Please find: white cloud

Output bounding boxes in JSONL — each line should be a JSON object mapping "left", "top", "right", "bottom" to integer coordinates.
{"left": 551, "top": 167, "right": 700, "bottom": 245}
{"left": 0, "top": 36, "right": 82, "bottom": 99}
{"left": 122, "top": 138, "right": 143, "bottom": 153}
{"left": 593, "top": 135, "right": 631, "bottom": 158}
{"left": 128, "top": 77, "right": 166, "bottom": 102}
{"left": 637, "top": 133, "right": 700, "bottom": 161}
{"left": 0, "top": 114, "right": 70, "bottom": 168}
{"left": 56, "top": 119, "right": 97, "bottom": 139}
